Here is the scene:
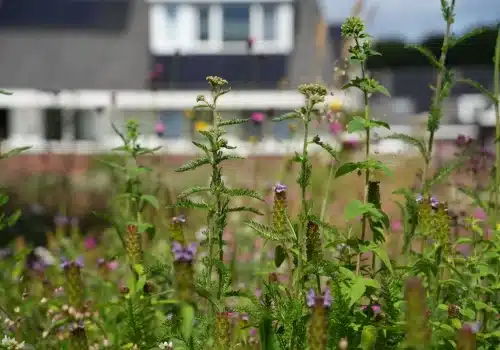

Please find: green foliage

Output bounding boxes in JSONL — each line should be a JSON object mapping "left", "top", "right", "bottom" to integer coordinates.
{"left": 2, "top": 5, "right": 500, "bottom": 350}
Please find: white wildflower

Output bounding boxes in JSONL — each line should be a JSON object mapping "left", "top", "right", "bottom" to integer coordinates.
{"left": 158, "top": 341, "right": 173, "bottom": 349}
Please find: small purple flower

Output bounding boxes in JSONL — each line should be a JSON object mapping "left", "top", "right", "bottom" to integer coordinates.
{"left": 60, "top": 256, "right": 84, "bottom": 270}
{"left": 32, "top": 260, "right": 46, "bottom": 272}
{"left": 241, "top": 313, "right": 249, "bottom": 321}
{"left": 273, "top": 182, "right": 287, "bottom": 193}
{"left": 371, "top": 305, "right": 381, "bottom": 315}
{"left": 97, "top": 258, "right": 105, "bottom": 266}
{"left": 416, "top": 194, "right": 438, "bottom": 208}
{"left": 307, "top": 289, "right": 316, "bottom": 307}
{"left": 306, "top": 288, "right": 332, "bottom": 308}
{"left": 171, "top": 242, "right": 197, "bottom": 262}
{"left": 172, "top": 215, "right": 186, "bottom": 224}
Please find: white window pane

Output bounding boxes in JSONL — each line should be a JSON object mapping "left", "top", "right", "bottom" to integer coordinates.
{"left": 271, "top": 110, "right": 297, "bottom": 139}
{"left": 263, "top": 4, "right": 277, "bottom": 40}
{"left": 222, "top": 4, "right": 250, "bottom": 41}
{"left": 159, "top": 110, "right": 185, "bottom": 139}
{"left": 165, "top": 4, "right": 178, "bottom": 41}
{"left": 198, "top": 6, "right": 209, "bottom": 41}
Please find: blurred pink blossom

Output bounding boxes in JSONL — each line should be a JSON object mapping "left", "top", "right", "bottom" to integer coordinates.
{"left": 107, "top": 261, "right": 119, "bottom": 271}
{"left": 251, "top": 112, "right": 265, "bottom": 123}
{"left": 84, "top": 236, "right": 97, "bottom": 250}
{"left": 391, "top": 220, "right": 403, "bottom": 231}
{"left": 473, "top": 208, "right": 487, "bottom": 221}
{"left": 155, "top": 121, "right": 166, "bottom": 135}
{"left": 329, "top": 120, "right": 343, "bottom": 135}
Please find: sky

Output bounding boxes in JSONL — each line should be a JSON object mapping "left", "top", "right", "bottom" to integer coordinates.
{"left": 320, "top": 0, "right": 500, "bottom": 42}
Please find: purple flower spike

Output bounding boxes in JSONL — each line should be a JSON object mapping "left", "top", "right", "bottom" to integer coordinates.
{"left": 76, "top": 256, "right": 84, "bottom": 268}
{"left": 172, "top": 215, "right": 186, "bottom": 223}
{"left": 371, "top": 305, "right": 381, "bottom": 315}
{"left": 273, "top": 182, "right": 287, "bottom": 193}
{"left": 171, "top": 241, "right": 197, "bottom": 262}
{"left": 323, "top": 288, "right": 333, "bottom": 307}
{"left": 60, "top": 257, "right": 84, "bottom": 270}
{"left": 306, "top": 289, "right": 316, "bottom": 307}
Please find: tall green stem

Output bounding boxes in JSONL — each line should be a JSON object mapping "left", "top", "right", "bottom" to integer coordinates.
{"left": 355, "top": 44, "right": 371, "bottom": 275}
{"left": 422, "top": 17, "right": 452, "bottom": 191}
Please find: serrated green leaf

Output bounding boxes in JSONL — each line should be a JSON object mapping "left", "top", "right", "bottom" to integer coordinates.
{"left": 384, "top": 133, "right": 427, "bottom": 161}
{"left": 0, "top": 146, "right": 31, "bottom": 159}
{"left": 456, "top": 78, "right": 498, "bottom": 102}
{"left": 272, "top": 112, "right": 301, "bottom": 122}
{"left": 335, "top": 162, "right": 360, "bottom": 178}
{"left": 217, "top": 154, "right": 245, "bottom": 163}
{"left": 219, "top": 118, "right": 250, "bottom": 126}
{"left": 192, "top": 140, "right": 210, "bottom": 153}
{"left": 221, "top": 187, "right": 263, "bottom": 201}
{"left": 177, "top": 186, "right": 211, "bottom": 199}
{"left": 175, "top": 156, "right": 211, "bottom": 172}
{"left": 449, "top": 27, "right": 488, "bottom": 48}
{"left": 245, "top": 221, "right": 281, "bottom": 241}
{"left": 228, "top": 206, "right": 263, "bottom": 215}
{"left": 405, "top": 44, "right": 442, "bottom": 69}
{"left": 312, "top": 136, "right": 338, "bottom": 160}
{"left": 173, "top": 199, "right": 210, "bottom": 210}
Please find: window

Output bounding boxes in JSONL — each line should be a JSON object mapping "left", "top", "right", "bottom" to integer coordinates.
{"left": 43, "top": 109, "right": 96, "bottom": 141}
{"left": 165, "top": 4, "right": 178, "bottom": 41}
{"left": 242, "top": 111, "right": 265, "bottom": 141}
{"left": 271, "top": 110, "right": 297, "bottom": 139}
{"left": 198, "top": 6, "right": 209, "bottom": 41}
{"left": 74, "top": 110, "right": 96, "bottom": 141}
{"left": 44, "top": 109, "right": 63, "bottom": 140}
{"left": 222, "top": 4, "right": 250, "bottom": 41}
{"left": 262, "top": 4, "right": 277, "bottom": 41}
{"left": 159, "top": 111, "right": 185, "bottom": 139}
{"left": 0, "top": 109, "right": 9, "bottom": 140}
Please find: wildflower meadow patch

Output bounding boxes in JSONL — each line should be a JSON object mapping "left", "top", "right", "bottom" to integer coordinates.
{"left": 1, "top": 1, "right": 500, "bottom": 349}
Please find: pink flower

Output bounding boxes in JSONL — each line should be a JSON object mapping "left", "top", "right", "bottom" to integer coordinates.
{"left": 107, "top": 261, "right": 119, "bottom": 271}
{"left": 329, "top": 120, "right": 343, "bottom": 135}
{"left": 84, "top": 236, "right": 97, "bottom": 250}
{"left": 391, "top": 220, "right": 403, "bottom": 231}
{"left": 251, "top": 112, "right": 265, "bottom": 123}
{"left": 155, "top": 121, "right": 166, "bottom": 135}
{"left": 473, "top": 208, "right": 487, "bottom": 221}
